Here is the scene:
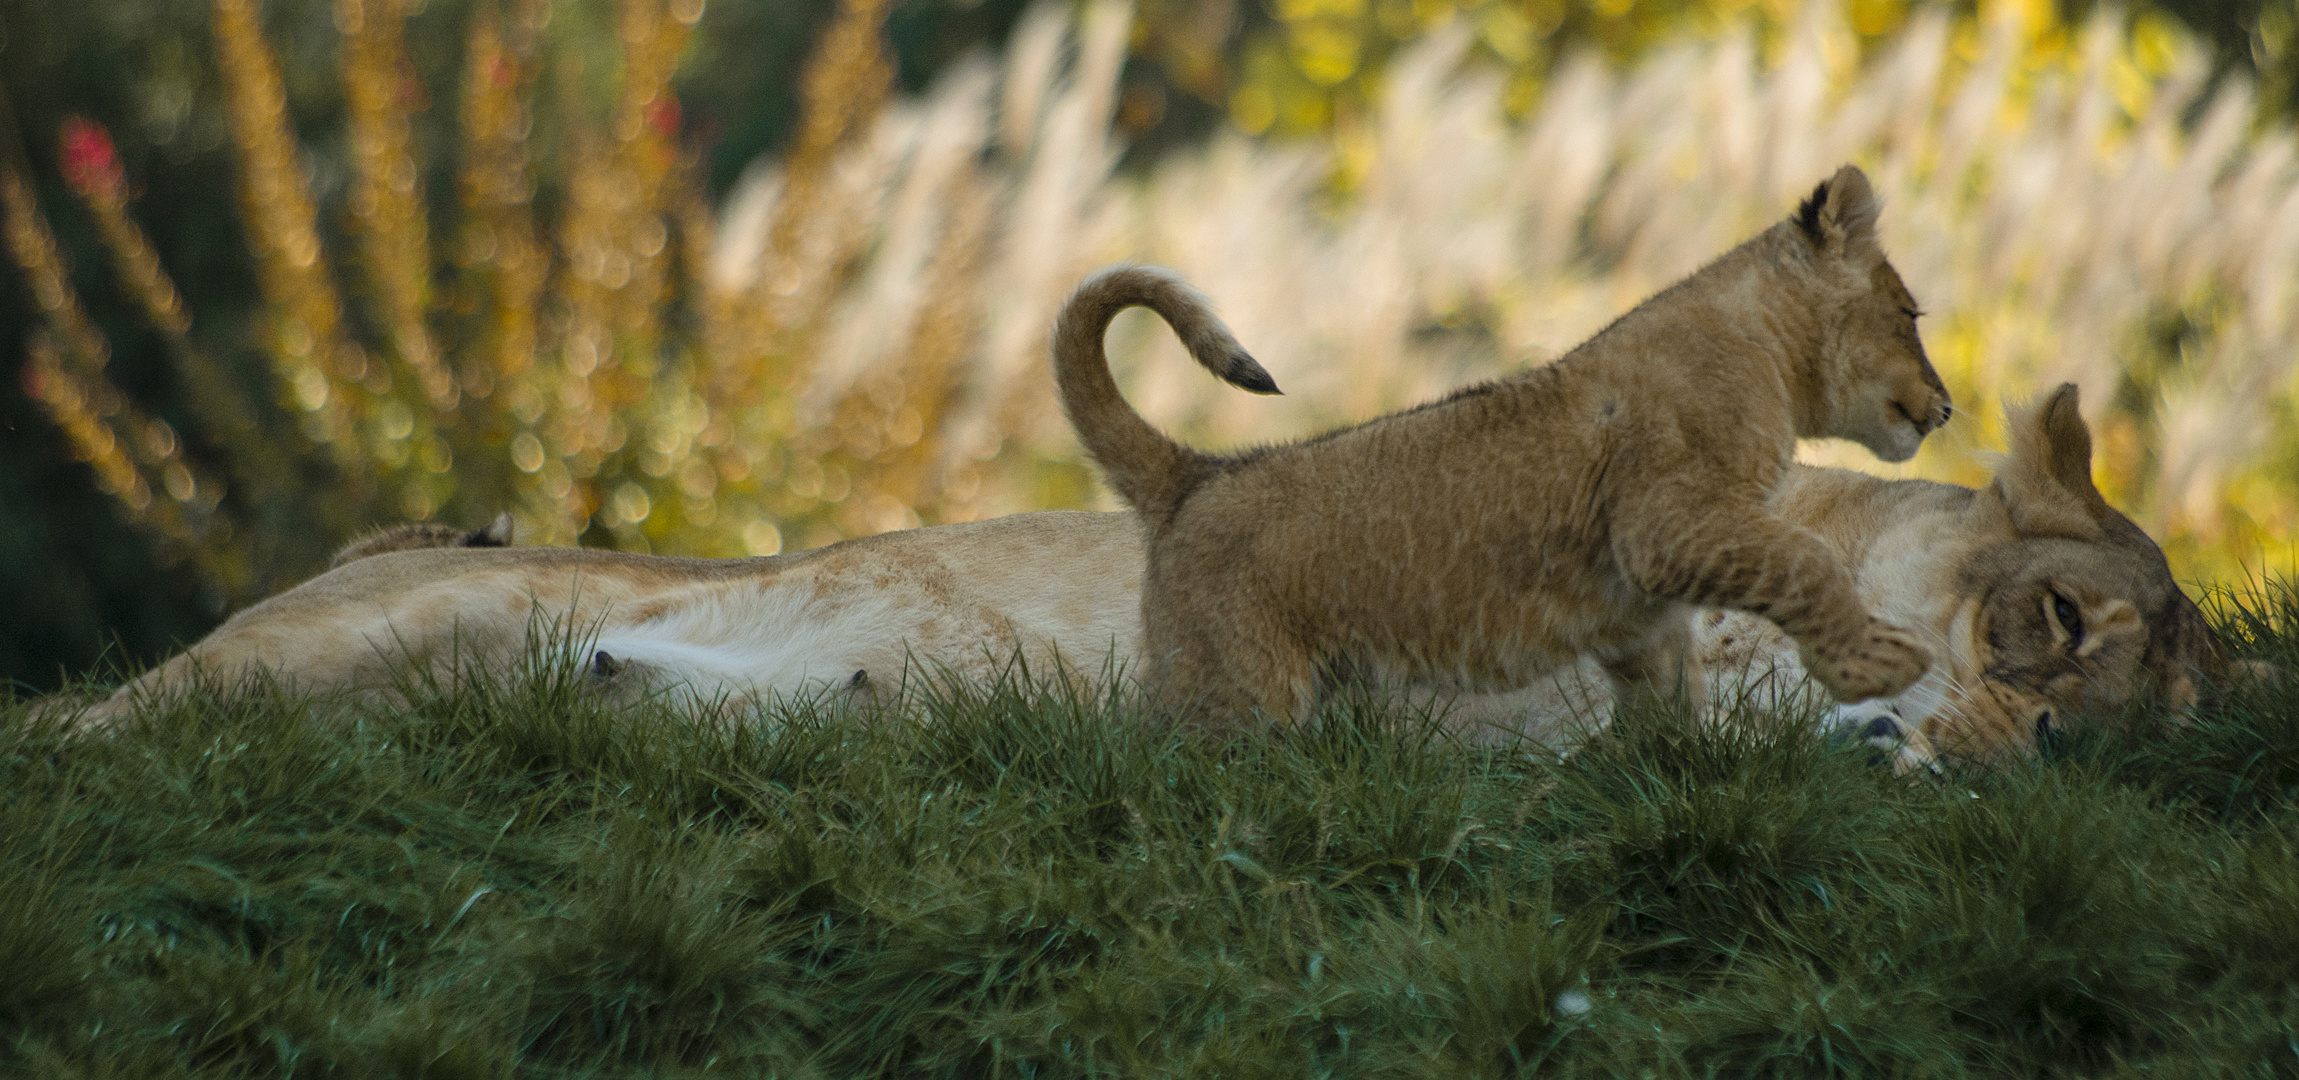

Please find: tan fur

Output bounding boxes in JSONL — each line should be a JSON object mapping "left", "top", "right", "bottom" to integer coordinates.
{"left": 60, "top": 387, "right": 2232, "bottom": 767}
{"left": 1870, "top": 383, "right": 2240, "bottom": 761}
{"left": 72, "top": 512, "right": 1142, "bottom": 732}
{"left": 1053, "top": 165, "right": 1953, "bottom": 726}
{"left": 1401, "top": 384, "right": 2239, "bottom": 768}
{"left": 329, "top": 512, "right": 514, "bottom": 569}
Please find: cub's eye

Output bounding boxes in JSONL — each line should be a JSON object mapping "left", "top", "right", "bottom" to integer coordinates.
{"left": 1901, "top": 306, "right": 1925, "bottom": 319}
{"left": 2050, "top": 592, "right": 2084, "bottom": 643}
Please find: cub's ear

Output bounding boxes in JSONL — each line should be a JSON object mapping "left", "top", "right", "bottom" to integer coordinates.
{"left": 1794, "top": 164, "right": 1882, "bottom": 255}
{"left": 1982, "top": 383, "right": 2110, "bottom": 540}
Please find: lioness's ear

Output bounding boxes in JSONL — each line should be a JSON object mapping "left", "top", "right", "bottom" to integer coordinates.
{"left": 1991, "top": 383, "right": 2108, "bottom": 540}
{"left": 1794, "top": 164, "right": 1882, "bottom": 254}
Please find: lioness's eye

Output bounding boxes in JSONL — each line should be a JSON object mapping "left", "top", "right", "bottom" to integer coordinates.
{"left": 2050, "top": 592, "right": 2083, "bottom": 643}
{"left": 1901, "top": 306, "right": 1925, "bottom": 319}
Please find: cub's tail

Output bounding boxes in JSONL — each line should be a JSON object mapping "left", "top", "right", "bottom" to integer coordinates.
{"left": 1052, "top": 266, "right": 1278, "bottom": 520}
{"left": 328, "top": 511, "right": 514, "bottom": 569}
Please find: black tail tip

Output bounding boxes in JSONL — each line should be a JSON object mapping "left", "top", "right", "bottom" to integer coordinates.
{"left": 1229, "top": 353, "right": 1281, "bottom": 396}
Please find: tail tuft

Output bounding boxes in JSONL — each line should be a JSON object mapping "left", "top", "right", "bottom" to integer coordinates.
{"left": 1053, "top": 265, "right": 1264, "bottom": 518}
{"left": 1226, "top": 351, "right": 1281, "bottom": 396}
{"left": 329, "top": 516, "right": 515, "bottom": 569}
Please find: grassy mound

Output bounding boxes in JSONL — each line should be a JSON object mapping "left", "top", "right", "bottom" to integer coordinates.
{"left": 6, "top": 604, "right": 2298, "bottom": 1077}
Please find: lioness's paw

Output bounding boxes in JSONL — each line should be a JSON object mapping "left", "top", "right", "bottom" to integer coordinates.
{"left": 1822, "top": 702, "right": 1943, "bottom": 777}
{"left": 1803, "top": 619, "right": 1931, "bottom": 703}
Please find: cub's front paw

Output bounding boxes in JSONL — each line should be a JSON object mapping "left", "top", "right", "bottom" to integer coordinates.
{"left": 1802, "top": 619, "right": 1931, "bottom": 703}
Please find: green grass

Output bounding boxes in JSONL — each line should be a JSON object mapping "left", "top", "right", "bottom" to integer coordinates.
{"left": 7, "top": 612, "right": 2299, "bottom": 1079}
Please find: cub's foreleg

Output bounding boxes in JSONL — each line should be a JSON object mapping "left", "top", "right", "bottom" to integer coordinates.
{"left": 1613, "top": 490, "right": 1928, "bottom": 703}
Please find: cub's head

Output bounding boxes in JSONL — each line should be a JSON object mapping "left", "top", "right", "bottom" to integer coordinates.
{"left": 1924, "top": 384, "right": 2240, "bottom": 761}
{"left": 1790, "top": 165, "right": 1952, "bottom": 463}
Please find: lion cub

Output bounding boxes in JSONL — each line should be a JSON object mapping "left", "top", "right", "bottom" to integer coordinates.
{"left": 1054, "top": 165, "right": 1950, "bottom": 725}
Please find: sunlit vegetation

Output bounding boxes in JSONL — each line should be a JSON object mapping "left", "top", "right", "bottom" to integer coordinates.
{"left": 5, "top": 0, "right": 2295, "bottom": 615}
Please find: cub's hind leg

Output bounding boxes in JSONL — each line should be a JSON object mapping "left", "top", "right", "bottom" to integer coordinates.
{"left": 1143, "top": 599, "right": 1317, "bottom": 732}
{"left": 1596, "top": 607, "right": 1705, "bottom": 724}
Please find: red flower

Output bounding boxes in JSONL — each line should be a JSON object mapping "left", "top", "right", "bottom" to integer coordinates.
{"left": 396, "top": 57, "right": 428, "bottom": 109}
{"left": 60, "top": 116, "right": 125, "bottom": 201}
{"left": 646, "top": 96, "right": 681, "bottom": 138}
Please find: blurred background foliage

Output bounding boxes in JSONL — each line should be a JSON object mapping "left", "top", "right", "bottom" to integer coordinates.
{"left": 1, "top": 0, "right": 2295, "bottom": 690}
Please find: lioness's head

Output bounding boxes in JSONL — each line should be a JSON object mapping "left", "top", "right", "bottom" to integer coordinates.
{"left": 1924, "top": 383, "right": 2236, "bottom": 760}
{"left": 1789, "top": 165, "right": 1952, "bottom": 463}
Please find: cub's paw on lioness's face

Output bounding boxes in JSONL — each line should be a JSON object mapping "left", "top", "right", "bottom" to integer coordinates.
{"left": 1800, "top": 617, "right": 1932, "bottom": 705}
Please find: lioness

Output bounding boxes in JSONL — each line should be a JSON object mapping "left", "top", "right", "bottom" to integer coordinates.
{"left": 71, "top": 511, "right": 1145, "bottom": 732}
{"left": 65, "top": 385, "right": 2238, "bottom": 767}
{"left": 1054, "top": 165, "right": 1951, "bottom": 726}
